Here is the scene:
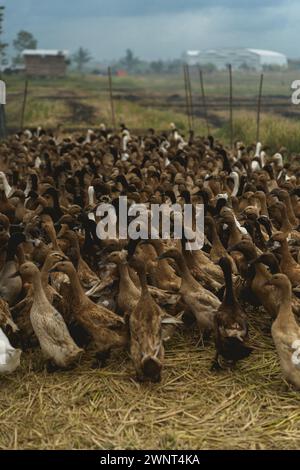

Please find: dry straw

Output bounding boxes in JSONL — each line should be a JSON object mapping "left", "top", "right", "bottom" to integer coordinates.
{"left": 1, "top": 307, "right": 300, "bottom": 450}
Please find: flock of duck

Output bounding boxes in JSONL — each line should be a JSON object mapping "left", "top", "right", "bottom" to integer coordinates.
{"left": 0, "top": 124, "right": 300, "bottom": 388}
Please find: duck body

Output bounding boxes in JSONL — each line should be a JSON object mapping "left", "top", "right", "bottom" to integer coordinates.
{"left": 213, "top": 258, "right": 251, "bottom": 368}
{"left": 0, "top": 298, "right": 19, "bottom": 334}
{"left": 0, "top": 327, "right": 21, "bottom": 373}
{"left": 129, "top": 259, "right": 164, "bottom": 382}
{"left": 267, "top": 274, "right": 300, "bottom": 389}
{"left": 159, "top": 250, "right": 220, "bottom": 334}
{"left": 0, "top": 233, "right": 26, "bottom": 306}
{"left": 20, "top": 262, "right": 82, "bottom": 368}
{"left": 268, "top": 232, "right": 300, "bottom": 287}
{"left": 0, "top": 259, "right": 23, "bottom": 306}
{"left": 272, "top": 317, "right": 300, "bottom": 389}
{"left": 50, "top": 261, "right": 128, "bottom": 358}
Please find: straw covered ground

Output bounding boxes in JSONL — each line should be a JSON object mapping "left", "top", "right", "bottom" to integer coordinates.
{"left": 1, "top": 307, "right": 300, "bottom": 450}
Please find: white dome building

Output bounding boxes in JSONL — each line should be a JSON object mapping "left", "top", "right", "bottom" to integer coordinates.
{"left": 184, "top": 48, "right": 288, "bottom": 71}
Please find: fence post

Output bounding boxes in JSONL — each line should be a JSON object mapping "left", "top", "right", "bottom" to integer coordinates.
{"left": 186, "top": 64, "right": 194, "bottom": 131}
{"left": 183, "top": 64, "right": 191, "bottom": 132}
{"left": 256, "top": 73, "right": 264, "bottom": 143}
{"left": 20, "top": 79, "right": 29, "bottom": 130}
{"left": 228, "top": 64, "right": 233, "bottom": 149}
{"left": 198, "top": 67, "right": 210, "bottom": 136}
{"left": 108, "top": 67, "right": 116, "bottom": 131}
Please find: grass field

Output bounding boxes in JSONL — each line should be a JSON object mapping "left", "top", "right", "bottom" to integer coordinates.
{"left": 5, "top": 70, "right": 300, "bottom": 152}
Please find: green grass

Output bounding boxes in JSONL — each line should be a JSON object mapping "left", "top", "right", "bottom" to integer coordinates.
{"left": 4, "top": 71, "right": 300, "bottom": 152}
{"left": 216, "top": 110, "right": 300, "bottom": 153}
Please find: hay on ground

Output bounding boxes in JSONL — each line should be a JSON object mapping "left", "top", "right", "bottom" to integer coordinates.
{"left": 0, "top": 309, "right": 300, "bottom": 450}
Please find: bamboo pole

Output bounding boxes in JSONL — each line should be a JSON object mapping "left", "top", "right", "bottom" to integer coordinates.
{"left": 228, "top": 64, "right": 233, "bottom": 149}
{"left": 256, "top": 73, "right": 264, "bottom": 143}
{"left": 20, "top": 79, "right": 28, "bottom": 130}
{"left": 185, "top": 64, "right": 194, "bottom": 131}
{"left": 183, "top": 64, "right": 192, "bottom": 132}
{"left": 108, "top": 67, "right": 116, "bottom": 131}
{"left": 198, "top": 67, "right": 210, "bottom": 136}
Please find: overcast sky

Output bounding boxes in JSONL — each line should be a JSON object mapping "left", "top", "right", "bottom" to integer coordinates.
{"left": 3, "top": 0, "right": 300, "bottom": 61}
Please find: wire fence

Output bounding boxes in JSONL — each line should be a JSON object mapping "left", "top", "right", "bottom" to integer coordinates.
{"left": 4, "top": 68, "right": 300, "bottom": 136}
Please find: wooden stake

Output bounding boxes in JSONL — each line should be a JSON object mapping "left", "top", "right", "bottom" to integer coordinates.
{"left": 185, "top": 64, "right": 194, "bottom": 131}
{"left": 0, "top": 104, "right": 6, "bottom": 140}
{"left": 256, "top": 73, "right": 264, "bottom": 143}
{"left": 108, "top": 67, "right": 116, "bottom": 131}
{"left": 20, "top": 79, "right": 28, "bottom": 130}
{"left": 198, "top": 67, "right": 210, "bottom": 136}
{"left": 183, "top": 64, "right": 191, "bottom": 132}
{"left": 228, "top": 64, "right": 233, "bottom": 149}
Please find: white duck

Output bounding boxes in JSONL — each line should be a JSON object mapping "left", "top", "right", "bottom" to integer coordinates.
{"left": 0, "top": 328, "right": 21, "bottom": 374}
{"left": 0, "top": 172, "right": 12, "bottom": 198}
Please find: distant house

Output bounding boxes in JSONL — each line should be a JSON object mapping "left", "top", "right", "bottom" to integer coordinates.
{"left": 22, "top": 49, "right": 69, "bottom": 77}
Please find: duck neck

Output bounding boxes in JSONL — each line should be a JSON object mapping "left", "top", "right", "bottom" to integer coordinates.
{"left": 222, "top": 263, "right": 236, "bottom": 307}
{"left": 280, "top": 210, "right": 293, "bottom": 234}
{"left": 137, "top": 268, "right": 149, "bottom": 296}
{"left": 290, "top": 195, "right": 299, "bottom": 216}
{"left": 277, "top": 286, "right": 293, "bottom": 325}
{"left": 228, "top": 221, "right": 242, "bottom": 246}
{"left": 47, "top": 225, "right": 60, "bottom": 251}
{"left": 67, "top": 268, "right": 86, "bottom": 303}
{"left": 16, "top": 245, "right": 25, "bottom": 265}
{"left": 260, "top": 198, "right": 269, "bottom": 217}
{"left": 240, "top": 245, "right": 257, "bottom": 263}
{"left": 32, "top": 272, "right": 48, "bottom": 304}
{"left": 210, "top": 222, "right": 224, "bottom": 252}
{"left": 279, "top": 239, "right": 297, "bottom": 267}
{"left": 41, "top": 258, "right": 53, "bottom": 289}
{"left": 158, "top": 257, "right": 174, "bottom": 277}
{"left": 6, "top": 241, "right": 21, "bottom": 262}
{"left": 284, "top": 199, "right": 297, "bottom": 226}
{"left": 177, "top": 253, "right": 199, "bottom": 289}
{"left": 119, "top": 263, "right": 138, "bottom": 293}
{"left": 52, "top": 194, "right": 62, "bottom": 220}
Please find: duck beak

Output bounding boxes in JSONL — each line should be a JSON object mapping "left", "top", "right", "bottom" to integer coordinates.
{"left": 10, "top": 270, "right": 21, "bottom": 278}
{"left": 267, "top": 240, "right": 280, "bottom": 251}
{"left": 157, "top": 254, "right": 168, "bottom": 261}
{"left": 49, "top": 263, "right": 60, "bottom": 274}
{"left": 49, "top": 267, "right": 59, "bottom": 274}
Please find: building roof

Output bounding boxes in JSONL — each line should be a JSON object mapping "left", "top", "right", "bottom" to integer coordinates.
{"left": 22, "top": 49, "right": 69, "bottom": 57}
{"left": 186, "top": 50, "right": 200, "bottom": 56}
{"left": 247, "top": 48, "right": 286, "bottom": 59}
{"left": 185, "top": 48, "right": 287, "bottom": 59}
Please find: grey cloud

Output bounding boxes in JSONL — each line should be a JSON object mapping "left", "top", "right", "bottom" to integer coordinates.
{"left": 2, "top": 0, "right": 299, "bottom": 60}
{"left": 3, "top": 0, "right": 286, "bottom": 19}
